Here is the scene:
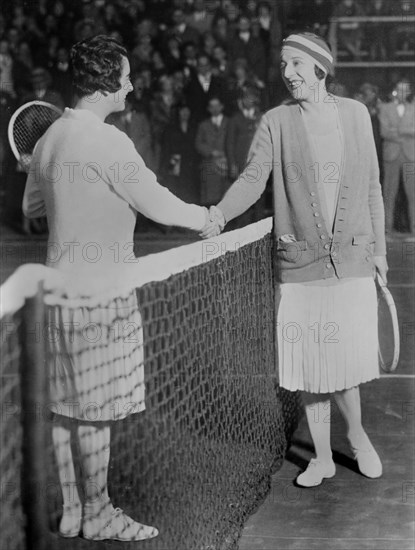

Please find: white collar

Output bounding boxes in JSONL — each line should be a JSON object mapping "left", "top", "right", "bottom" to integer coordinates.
{"left": 242, "top": 107, "right": 255, "bottom": 118}
{"left": 211, "top": 114, "right": 223, "bottom": 125}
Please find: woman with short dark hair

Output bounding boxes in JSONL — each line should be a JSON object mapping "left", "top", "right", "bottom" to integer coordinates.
{"left": 23, "top": 34, "right": 212, "bottom": 542}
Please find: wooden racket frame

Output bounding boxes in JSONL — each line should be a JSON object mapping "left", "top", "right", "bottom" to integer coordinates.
{"left": 376, "top": 272, "right": 400, "bottom": 372}
{"left": 7, "top": 100, "right": 63, "bottom": 163}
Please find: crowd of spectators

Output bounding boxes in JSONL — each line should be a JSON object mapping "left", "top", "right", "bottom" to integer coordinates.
{"left": 292, "top": 0, "right": 415, "bottom": 61}
{"left": 0, "top": 0, "right": 413, "bottom": 234}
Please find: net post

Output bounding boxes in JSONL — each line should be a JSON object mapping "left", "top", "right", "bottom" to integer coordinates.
{"left": 20, "top": 282, "right": 49, "bottom": 550}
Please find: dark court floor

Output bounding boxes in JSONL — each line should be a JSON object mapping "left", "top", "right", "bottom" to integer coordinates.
{"left": 238, "top": 238, "right": 415, "bottom": 550}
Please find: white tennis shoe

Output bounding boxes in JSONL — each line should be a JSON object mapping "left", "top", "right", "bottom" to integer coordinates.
{"left": 348, "top": 432, "right": 383, "bottom": 478}
{"left": 83, "top": 507, "right": 159, "bottom": 541}
{"left": 296, "top": 458, "right": 336, "bottom": 487}
{"left": 352, "top": 445, "right": 383, "bottom": 478}
{"left": 58, "top": 504, "right": 82, "bottom": 538}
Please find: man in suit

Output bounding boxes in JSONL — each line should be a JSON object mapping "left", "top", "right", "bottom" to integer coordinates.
{"left": 167, "top": 7, "right": 200, "bottom": 47}
{"left": 379, "top": 79, "right": 415, "bottom": 238}
{"left": 225, "top": 86, "right": 265, "bottom": 227}
{"left": 183, "top": 53, "right": 226, "bottom": 123}
{"left": 195, "top": 96, "right": 229, "bottom": 205}
{"left": 227, "top": 14, "right": 267, "bottom": 84}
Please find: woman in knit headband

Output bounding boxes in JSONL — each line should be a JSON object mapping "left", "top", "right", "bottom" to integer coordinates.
{"left": 203, "top": 31, "right": 387, "bottom": 487}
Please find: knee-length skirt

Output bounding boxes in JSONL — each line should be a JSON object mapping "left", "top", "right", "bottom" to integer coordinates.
{"left": 46, "top": 289, "right": 145, "bottom": 421}
{"left": 277, "top": 277, "right": 379, "bottom": 393}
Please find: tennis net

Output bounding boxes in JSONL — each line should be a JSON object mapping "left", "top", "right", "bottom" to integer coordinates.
{"left": 1, "top": 218, "right": 301, "bottom": 550}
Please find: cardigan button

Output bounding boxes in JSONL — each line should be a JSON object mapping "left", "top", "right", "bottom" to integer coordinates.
{"left": 316, "top": 223, "right": 322, "bottom": 228}
{"left": 311, "top": 202, "right": 318, "bottom": 207}
{"left": 314, "top": 212, "right": 320, "bottom": 217}
{"left": 310, "top": 192, "right": 316, "bottom": 196}
{"left": 326, "top": 263, "right": 332, "bottom": 269}
{"left": 332, "top": 251, "right": 337, "bottom": 257}
{"left": 324, "top": 244, "right": 330, "bottom": 250}
{"left": 320, "top": 234, "right": 326, "bottom": 240}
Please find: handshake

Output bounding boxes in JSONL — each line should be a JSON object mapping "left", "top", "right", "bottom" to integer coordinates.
{"left": 199, "top": 206, "right": 226, "bottom": 239}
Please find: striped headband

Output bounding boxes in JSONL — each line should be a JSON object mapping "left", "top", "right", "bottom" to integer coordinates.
{"left": 282, "top": 34, "right": 334, "bottom": 75}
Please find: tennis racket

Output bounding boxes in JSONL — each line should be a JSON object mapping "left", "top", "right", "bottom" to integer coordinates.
{"left": 8, "top": 101, "right": 63, "bottom": 172}
{"left": 376, "top": 272, "right": 400, "bottom": 372}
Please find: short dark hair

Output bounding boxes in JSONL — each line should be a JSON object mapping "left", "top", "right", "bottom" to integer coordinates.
{"left": 314, "top": 65, "right": 326, "bottom": 80}
{"left": 71, "top": 35, "right": 128, "bottom": 97}
{"left": 314, "top": 64, "right": 335, "bottom": 90}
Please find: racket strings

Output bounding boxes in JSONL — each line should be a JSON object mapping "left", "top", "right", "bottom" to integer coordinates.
{"left": 12, "top": 106, "right": 61, "bottom": 155}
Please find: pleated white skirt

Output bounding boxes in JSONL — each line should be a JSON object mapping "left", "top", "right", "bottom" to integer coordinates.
{"left": 47, "top": 289, "right": 146, "bottom": 421}
{"left": 277, "top": 277, "right": 379, "bottom": 393}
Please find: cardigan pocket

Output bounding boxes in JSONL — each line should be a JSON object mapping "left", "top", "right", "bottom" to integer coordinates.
{"left": 276, "top": 239, "right": 308, "bottom": 263}
{"left": 352, "top": 234, "right": 375, "bottom": 246}
{"left": 352, "top": 234, "right": 376, "bottom": 260}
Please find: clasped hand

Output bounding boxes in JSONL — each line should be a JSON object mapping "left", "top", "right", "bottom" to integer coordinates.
{"left": 199, "top": 206, "right": 226, "bottom": 239}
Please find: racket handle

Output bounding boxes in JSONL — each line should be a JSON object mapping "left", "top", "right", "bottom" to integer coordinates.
{"left": 376, "top": 272, "right": 387, "bottom": 288}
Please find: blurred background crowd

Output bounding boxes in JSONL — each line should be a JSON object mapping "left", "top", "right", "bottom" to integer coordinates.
{"left": 0, "top": 0, "right": 414, "bottom": 235}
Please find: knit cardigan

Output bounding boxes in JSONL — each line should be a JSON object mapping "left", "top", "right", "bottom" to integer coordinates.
{"left": 217, "top": 97, "right": 386, "bottom": 283}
